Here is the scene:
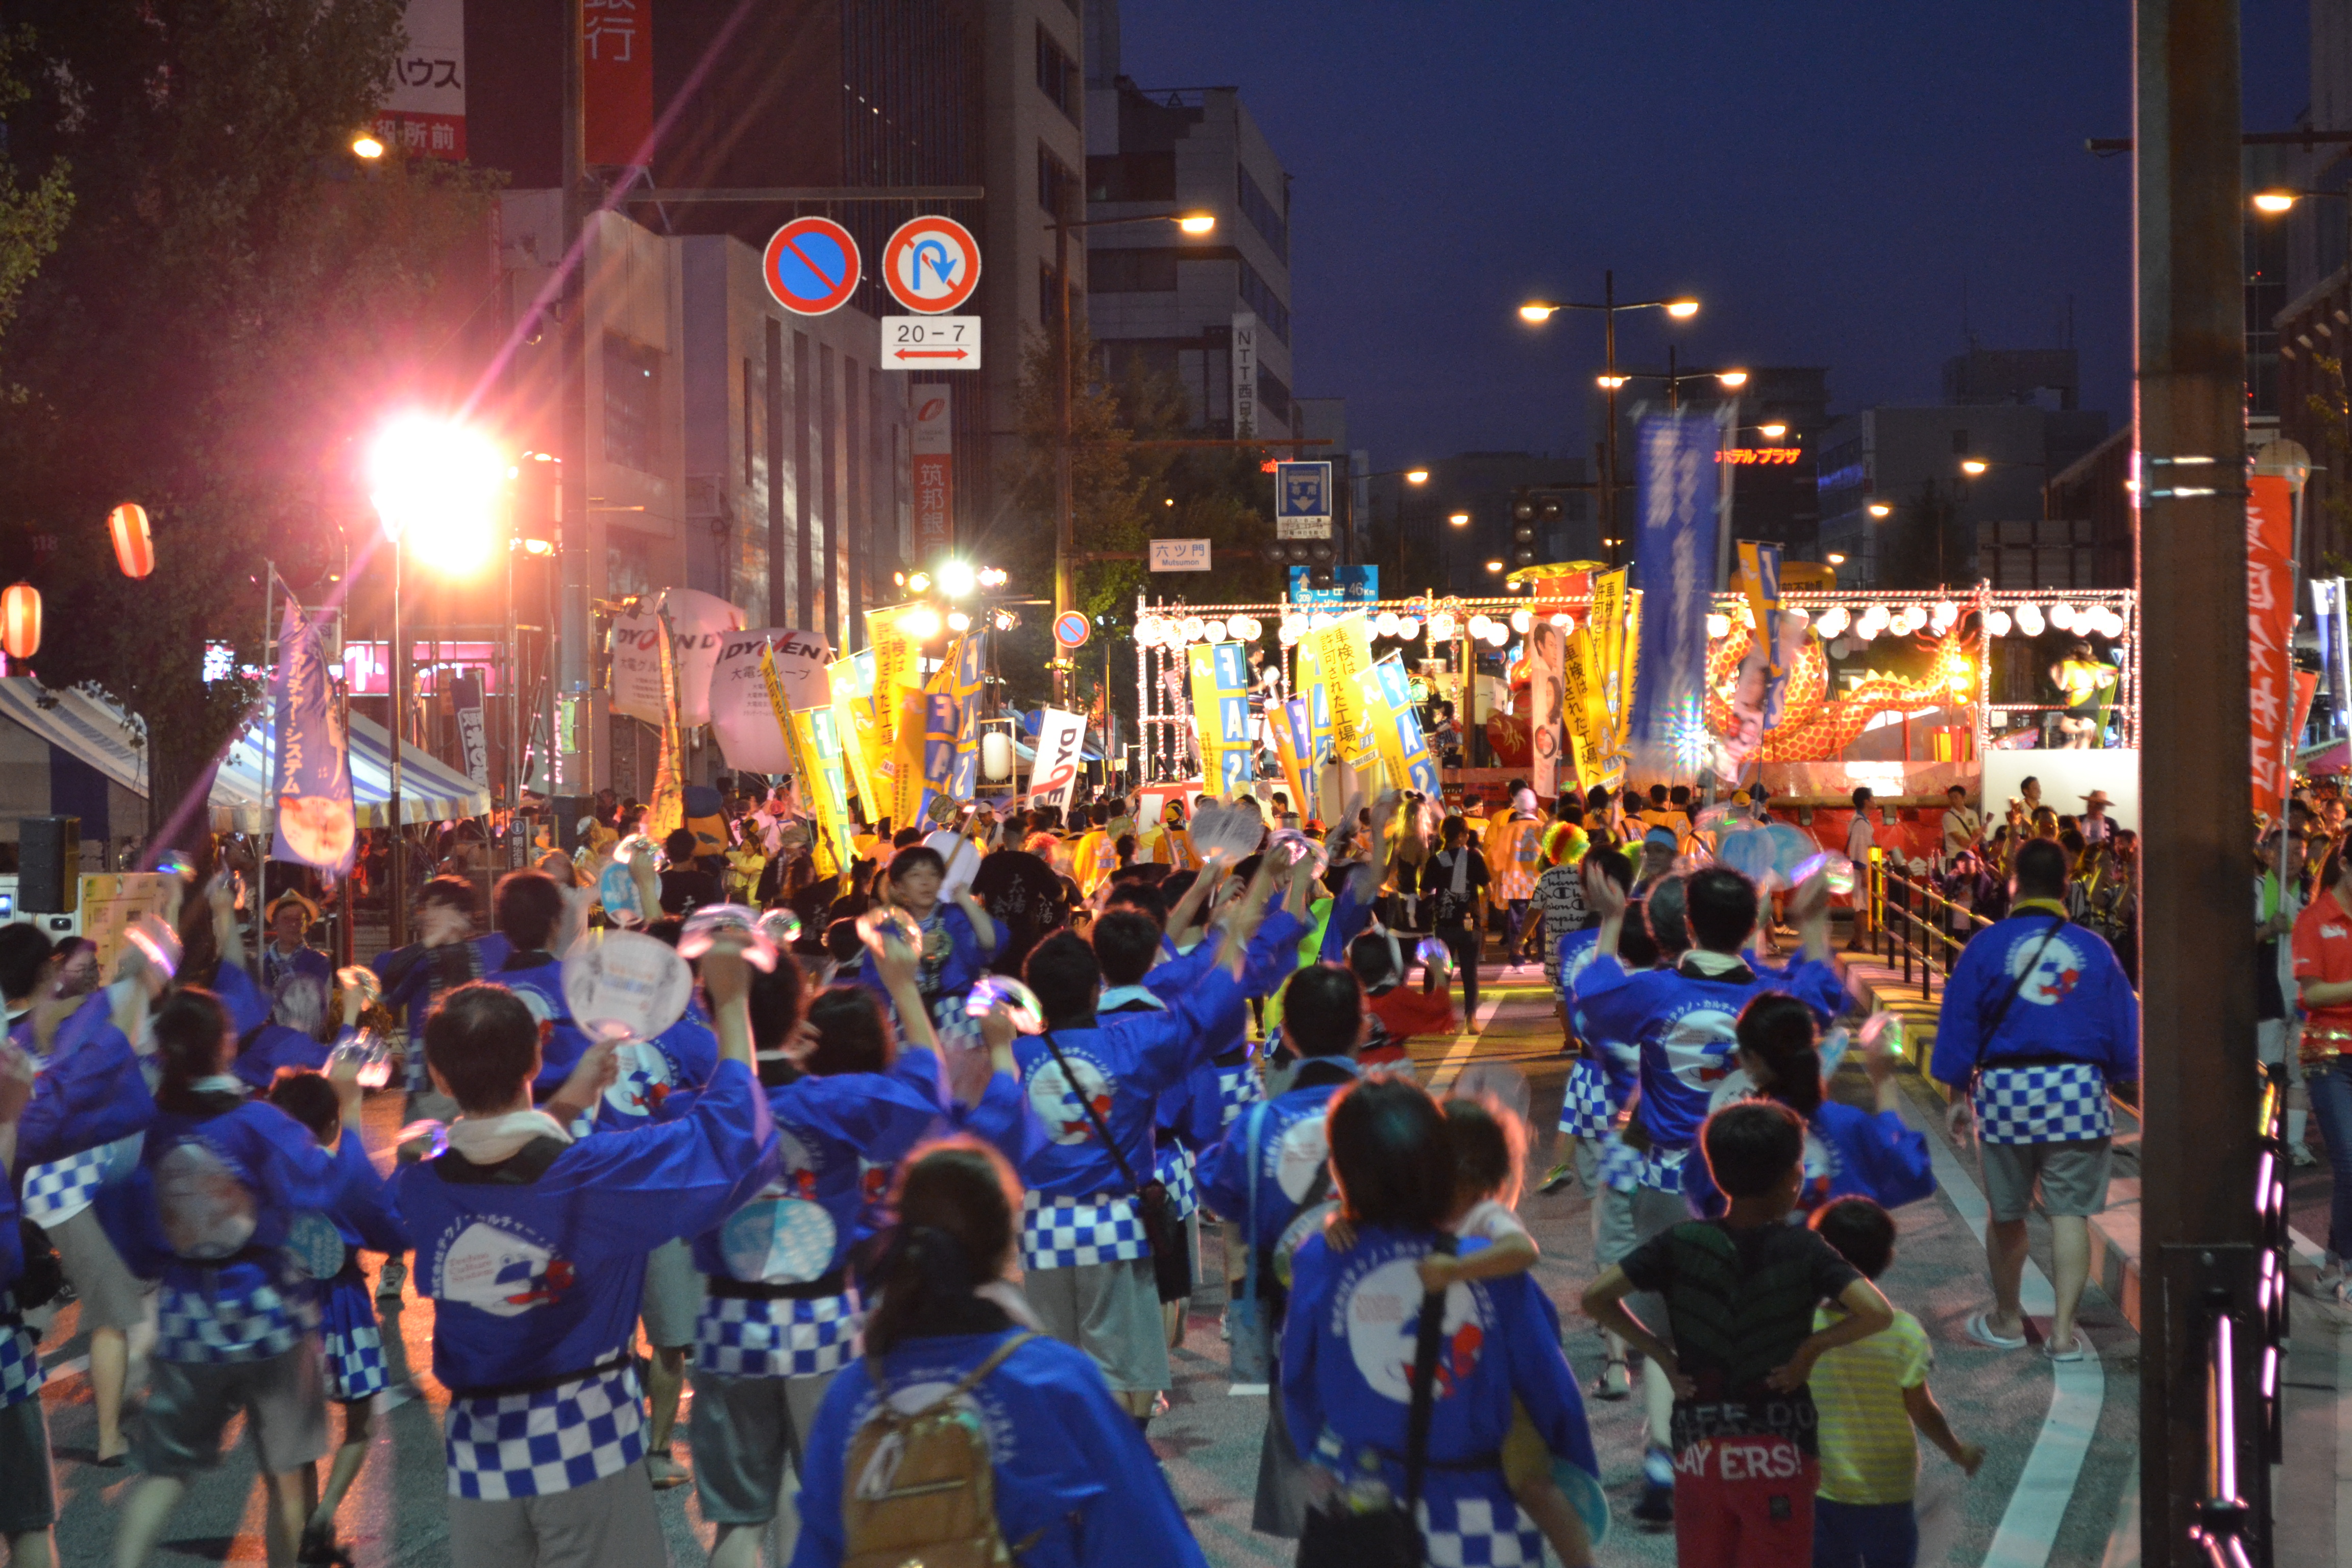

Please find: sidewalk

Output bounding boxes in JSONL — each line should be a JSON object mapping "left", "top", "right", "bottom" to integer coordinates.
{"left": 1841, "top": 948, "right": 2148, "bottom": 1332}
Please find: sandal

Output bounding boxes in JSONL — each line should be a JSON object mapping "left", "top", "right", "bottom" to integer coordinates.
{"left": 1589, "top": 1356, "right": 1631, "bottom": 1401}
{"left": 2042, "top": 1338, "right": 2087, "bottom": 1363}
{"left": 646, "top": 1450, "right": 690, "bottom": 1490}
{"left": 1965, "top": 1311, "right": 2027, "bottom": 1351}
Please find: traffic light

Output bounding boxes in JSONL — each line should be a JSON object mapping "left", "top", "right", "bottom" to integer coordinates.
{"left": 1510, "top": 491, "right": 1563, "bottom": 567}
{"left": 1307, "top": 564, "right": 1336, "bottom": 590}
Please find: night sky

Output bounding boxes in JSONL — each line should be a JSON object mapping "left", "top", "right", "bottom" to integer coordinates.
{"left": 1118, "top": 1, "right": 2312, "bottom": 465}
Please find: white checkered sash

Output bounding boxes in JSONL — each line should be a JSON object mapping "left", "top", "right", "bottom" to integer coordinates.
{"left": 1972, "top": 1060, "right": 2113, "bottom": 1145}
{"left": 444, "top": 1357, "right": 646, "bottom": 1500}
{"left": 1019, "top": 1190, "right": 1148, "bottom": 1270}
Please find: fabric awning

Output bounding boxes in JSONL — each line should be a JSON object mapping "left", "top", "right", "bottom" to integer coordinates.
{"left": 0, "top": 678, "right": 152, "bottom": 794}
{"left": 212, "top": 707, "right": 489, "bottom": 831}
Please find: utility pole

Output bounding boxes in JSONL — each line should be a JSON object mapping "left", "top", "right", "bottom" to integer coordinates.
{"left": 557, "top": 0, "right": 593, "bottom": 805}
{"left": 2135, "top": 4, "right": 2265, "bottom": 1564}
{"left": 1054, "top": 215, "right": 1074, "bottom": 710}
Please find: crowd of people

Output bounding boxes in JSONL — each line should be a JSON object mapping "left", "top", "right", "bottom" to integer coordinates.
{"left": 0, "top": 766, "right": 2171, "bottom": 1568}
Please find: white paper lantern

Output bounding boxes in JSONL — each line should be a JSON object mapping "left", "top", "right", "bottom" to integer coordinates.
{"left": 1853, "top": 615, "right": 1881, "bottom": 642}
{"left": 1429, "top": 612, "right": 1457, "bottom": 643}
{"left": 1485, "top": 622, "right": 1511, "bottom": 648}
{"left": 1815, "top": 606, "right": 1851, "bottom": 639}
{"left": 1549, "top": 612, "right": 1571, "bottom": 629}
{"left": 2015, "top": 603, "right": 2046, "bottom": 636}
{"left": 1705, "top": 612, "right": 1732, "bottom": 640}
{"left": 1277, "top": 620, "right": 1301, "bottom": 646}
{"left": 1466, "top": 614, "right": 1492, "bottom": 640}
{"left": 1830, "top": 637, "right": 1853, "bottom": 658}
{"left": 1930, "top": 601, "right": 1958, "bottom": 634}
{"left": 1509, "top": 609, "right": 1532, "bottom": 634}
{"left": 1311, "top": 610, "right": 1337, "bottom": 630}
{"left": 1232, "top": 615, "right": 1262, "bottom": 642}
{"left": 980, "top": 730, "right": 1015, "bottom": 783}
{"left": 2049, "top": 603, "right": 2075, "bottom": 631}
{"left": 1180, "top": 615, "right": 1205, "bottom": 643}
{"left": 1984, "top": 609, "right": 2012, "bottom": 638}
{"left": 1398, "top": 615, "right": 1423, "bottom": 640}
{"left": 1133, "top": 618, "right": 1162, "bottom": 648}
{"left": 1370, "top": 610, "right": 1398, "bottom": 639}
{"left": 1203, "top": 618, "right": 1228, "bottom": 643}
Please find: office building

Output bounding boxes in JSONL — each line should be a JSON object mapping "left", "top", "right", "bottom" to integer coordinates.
{"left": 1816, "top": 348, "right": 2108, "bottom": 590}
{"left": 1082, "top": 3, "right": 1296, "bottom": 442}
{"left": 1390, "top": 453, "right": 1591, "bottom": 599}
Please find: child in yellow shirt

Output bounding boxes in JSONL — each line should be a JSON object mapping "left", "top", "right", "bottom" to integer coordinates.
{"left": 1807, "top": 1198, "right": 1984, "bottom": 1568}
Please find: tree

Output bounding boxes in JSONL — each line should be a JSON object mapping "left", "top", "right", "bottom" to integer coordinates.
{"left": 981, "top": 321, "right": 1282, "bottom": 755}
{"left": 0, "top": 1, "right": 499, "bottom": 842}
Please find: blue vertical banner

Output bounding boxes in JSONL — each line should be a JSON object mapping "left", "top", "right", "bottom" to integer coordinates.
{"left": 948, "top": 631, "right": 987, "bottom": 799}
{"left": 1370, "top": 659, "right": 1444, "bottom": 796}
{"left": 1629, "top": 412, "right": 1722, "bottom": 773}
{"left": 270, "top": 601, "right": 356, "bottom": 879}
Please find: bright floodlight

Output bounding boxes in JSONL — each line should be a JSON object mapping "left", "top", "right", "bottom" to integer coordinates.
{"left": 367, "top": 414, "right": 506, "bottom": 572}
{"left": 1177, "top": 213, "right": 1216, "bottom": 234}
{"left": 899, "top": 606, "right": 942, "bottom": 640}
{"left": 351, "top": 132, "right": 385, "bottom": 159}
{"left": 1867, "top": 501, "right": 1893, "bottom": 518}
{"left": 1405, "top": 469, "right": 1431, "bottom": 484}
{"left": 1717, "top": 370, "right": 1749, "bottom": 388}
{"left": 2253, "top": 189, "right": 2298, "bottom": 214}
{"left": 1827, "top": 553, "right": 1847, "bottom": 565}
{"left": 1485, "top": 559, "right": 1505, "bottom": 573}
{"left": 1596, "top": 374, "right": 1629, "bottom": 389}
{"left": 1960, "top": 458, "right": 1989, "bottom": 476}
{"left": 1518, "top": 303, "right": 1558, "bottom": 323}
{"left": 1760, "top": 423, "right": 1787, "bottom": 438}
{"left": 1664, "top": 299, "right": 1700, "bottom": 318}
{"left": 938, "top": 559, "right": 978, "bottom": 598}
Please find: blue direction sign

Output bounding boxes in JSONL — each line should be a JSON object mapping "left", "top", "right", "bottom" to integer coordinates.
{"left": 763, "top": 217, "right": 861, "bottom": 316}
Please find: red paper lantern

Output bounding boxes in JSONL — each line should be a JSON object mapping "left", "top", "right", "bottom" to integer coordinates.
{"left": 108, "top": 502, "right": 154, "bottom": 578}
{"left": 3, "top": 582, "right": 40, "bottom": 660}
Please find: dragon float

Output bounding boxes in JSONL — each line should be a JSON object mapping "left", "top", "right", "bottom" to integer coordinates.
{"left": 1704, "top": 626, "right": 1977, "bottom": 761}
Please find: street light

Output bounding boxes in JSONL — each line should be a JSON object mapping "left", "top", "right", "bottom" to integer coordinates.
{"left": 1758, "top": 422, "right": 1787, "bottom": 439}
{"left": 1827, "top": 552, "right": 1847, "bottom": 565}
{"left": 1449, "top": 511, "right": 1471, "bottom": 527}
{"left": 1867, "top": 501, "right": 1893, "bottom": 518}
{"left": 1960, "top": 458, "right": 1989, "bottom": 476}
{"left": 351, "top": 131, "right": 385, "bottom": 160}
{"left": 366, "top": 413, "right": 506, "bottom": 948}
{"left": 1485, "top": 559, "right": 1505, "bottom": 573}
{"left": 1047, "top": 206, "right": 1216, "bottom": 708}
{"left": 1518, "top": 272, "right": 1702, "bottom": 566}
{"left": 1405, "top": 468, "right": 1430, "bottom": 484}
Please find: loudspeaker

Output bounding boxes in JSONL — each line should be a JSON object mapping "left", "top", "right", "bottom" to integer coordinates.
{"left": 18, "top": 817, "right": 79, "bottom": 914}
{"left": 552, "top": 796, "right": 594, "bottom": 855}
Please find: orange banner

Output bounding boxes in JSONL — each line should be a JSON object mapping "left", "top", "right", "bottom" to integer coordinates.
{"left": 2248, "top": 474, "right": 2297, "bottom": 816}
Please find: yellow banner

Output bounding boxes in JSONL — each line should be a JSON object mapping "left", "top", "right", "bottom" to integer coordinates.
{"left": 646, "top": 612, "right": 685, "bottom": 842}
{"left": 891, "top": 684, "right": 929, "bottom": 832}
{"left": 828, "top": 653, "right": 883, "bottom": 820}
{"left": 1305, "top": 612, "right": 1376, "bottom": 763}
{"left": 1297, "top": 643, "right": 1333, "bottom": 763}
{"left": 1614, "top": 591, "right": 1643, "bottom": 751}
{"left": 790, "top": 706, "right": 857, "bottom": 876}
{"left": 1562, "top": 626, "right": 1611, "bottom": 786}
{"left": 1588, "top": 569, "right": 1626, "bottom": 702}
{"left": 1737, "top": 542, "right": 1780, "bottom": 676}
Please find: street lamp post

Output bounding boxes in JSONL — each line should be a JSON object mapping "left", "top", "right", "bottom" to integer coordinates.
{"left": 1519, "top": 273, "right": 1700, "bottom": 569}
{"left": 1955, "top": 454, "right": 2050, "bottom": 589}
{"left": 368, "top": 413, "right": 505, "bottom": 949}
{"left": 1049, "top": 207, "right": 1216, "bottom": 708}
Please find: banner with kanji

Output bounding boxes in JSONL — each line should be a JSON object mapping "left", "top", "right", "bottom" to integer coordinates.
{"left": 268, "top": 602, "right": 356, "bottom": 878}
{"left": 1353, "top": 656, "right": 1443, "bottom": 797}
{"left": 1303, "top": 612, "right": 1375, "bottom": 763}
{"left": 828, "top": 651, "right": 883, "bottom": 819}
{"left": 2249, "top": 473, "right": 2297, "bottom": 817}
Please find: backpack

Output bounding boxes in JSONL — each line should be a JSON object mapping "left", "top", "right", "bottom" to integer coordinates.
{"left": 842, "top": 1332, "right": 1042, "bottom": 1568}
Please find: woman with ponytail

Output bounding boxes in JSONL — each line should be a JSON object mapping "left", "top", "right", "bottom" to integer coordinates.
{"left": 788, "top": 1139, "right": 1206, "bottom": 1568}
{"left": 690, "top": 930, "right": 1039, "bottom": 1568}
{"left": 1683, "top": 992, "right": 1935, "bottom": 1219}
{"left": 102, "top": 986, "right": 356, "bottom": 1568}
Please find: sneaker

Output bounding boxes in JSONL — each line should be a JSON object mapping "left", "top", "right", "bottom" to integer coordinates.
{"left": 646, "top": 1450, "right": 689, "bottom": 1490}
{"left": 1588, "top": 1357, "right": 1630, "bottom": 1401}
{"left": 1632, "top": 1446, "right": 1675, "bottom": 1524}
{"left": 376, "top": 1258, "right": 406, "bottom": 1306}
{"left": 1538, "top": 1160, "right": 1577, "bottom": 1196}
{"left": 2290, "top": 1142, "right": 2319, "bottom": 1169}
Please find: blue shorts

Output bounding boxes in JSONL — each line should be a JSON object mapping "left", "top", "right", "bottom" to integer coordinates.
{"left": 1813, "top": 1497, "right": 1918, "bottom": 1568}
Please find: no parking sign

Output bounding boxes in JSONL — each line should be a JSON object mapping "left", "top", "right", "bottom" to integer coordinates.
{"left": 763, "top": 217, "right": 861, "bottom": 316}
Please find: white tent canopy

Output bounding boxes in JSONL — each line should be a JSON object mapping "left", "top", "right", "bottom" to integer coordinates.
{"left": 213, "top": 707, "right": 488, "bottom": 832}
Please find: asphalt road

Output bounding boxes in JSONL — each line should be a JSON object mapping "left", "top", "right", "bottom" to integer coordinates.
{"left": 27, "top": 956, "right": 2158, "bottom": 1566}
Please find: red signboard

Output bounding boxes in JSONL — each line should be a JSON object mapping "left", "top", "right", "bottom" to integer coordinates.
{"left": 2247, "top": 473, "right": 2297, "bottom": 816}
{"left": 583, "top": 0, "right": 653, "bottom": 168}
{"left": 912, "top": 385, "right": 952, "bottom": 552}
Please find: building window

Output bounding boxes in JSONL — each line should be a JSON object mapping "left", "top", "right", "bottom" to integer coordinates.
{"left": 1038, "top": 142, "right": 1078, "bottom": 223}
{"left": 1088, "top": 248, "right": 1180, "bottom": 292}
{"left": 1257, "top": 365, "right": 1292, "bottom": 426}
{"left": 1087, "top": 151, "right": 1176, "bottom": 203}
{"left": 1035, "top": 24, "right": 1076, "bottom": 122}
{"left": 1238, "top": 257, "right": 1290, "bottom": 345}
{"left": 1238, "top": 164, "right": 1288, "bottom": 264}
{"left": 604, "top": 335, "right": 660, "bottom": 473}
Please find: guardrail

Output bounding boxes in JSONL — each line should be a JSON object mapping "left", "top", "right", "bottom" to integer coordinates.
{"left": 1866, "top": 853, "right": 1991, "bottom": 1001}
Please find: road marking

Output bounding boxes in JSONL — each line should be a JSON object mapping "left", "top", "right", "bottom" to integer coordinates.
{"left": 1894, "top": 1092, "right": 2104, "bottom": 1568}
{"left": 1428, "top": 993, "right": 1507, "bottom": 1091}
{"left": 1228, "top": 1383, "right": 1268, "bottom": 1396}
